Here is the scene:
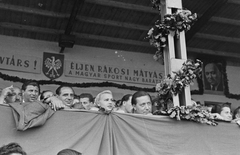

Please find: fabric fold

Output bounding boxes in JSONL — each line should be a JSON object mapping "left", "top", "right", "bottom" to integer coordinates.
{"left": 9, "top": 101, "right": 55, "bottom": 131}
{"left": 1, "top": 105, "right": 240, "bottom": 155}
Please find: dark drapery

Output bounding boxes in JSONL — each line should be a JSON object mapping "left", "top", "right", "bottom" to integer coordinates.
{"left": 0, "top": 104, "right": 239, "bottom": 155}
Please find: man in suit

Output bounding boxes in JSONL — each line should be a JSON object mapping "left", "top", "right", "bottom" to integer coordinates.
{"left": 55, "top": 85, "right": 75, "bottom": 108}
{"left": 132, "top": 91, "right": 152, "bottom": 115}
{"left": 204, "top": 63, "right": 223, "bottom": 91}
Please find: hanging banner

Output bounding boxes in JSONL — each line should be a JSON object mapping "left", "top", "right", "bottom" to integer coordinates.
{"left": 42, "top": 52, "right": 64, "bottom": 80}
{"left": 65, "top": 61, "right": 164, "bottom": 85}
{"left": 1, "top": 105, "right": 240, "bottom": 155}
{"left": 0, "top": 51, "right": 41, "bottom": 73}
{"left": 0, "top": 51, "right": 164, "bottom": 86}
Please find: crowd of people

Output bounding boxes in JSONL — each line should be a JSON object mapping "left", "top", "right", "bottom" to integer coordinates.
{"left": 0, "top": 80, "right": 239, "bottom": 120}
{"left": 1, "top": 81, "right": 240, "bottom": 154}
{"left": 0, "top": 80, "right": 154, "bottom": 115}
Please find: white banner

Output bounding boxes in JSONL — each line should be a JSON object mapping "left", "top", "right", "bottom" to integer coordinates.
{"left": 65, "top": 61, "right": 164, "bottom": 86}
{"left": 0, "top": 51, "right": 41, "bottom": 73}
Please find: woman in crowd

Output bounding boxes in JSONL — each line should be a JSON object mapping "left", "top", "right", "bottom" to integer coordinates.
{"left": 91, "top": 90, "right": 114, "bottom": 112}
{"left": 114, "top": 94, "right": 133, "bottom": 113}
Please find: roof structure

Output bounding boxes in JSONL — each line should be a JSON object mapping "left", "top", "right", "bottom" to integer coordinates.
{"left": 0, "top": 0, "right": 239, "bottom": 59}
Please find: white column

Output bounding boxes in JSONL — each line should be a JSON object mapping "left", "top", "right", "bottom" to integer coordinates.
{"left": 161, "top": 0, "right": 191, "bottom": 107}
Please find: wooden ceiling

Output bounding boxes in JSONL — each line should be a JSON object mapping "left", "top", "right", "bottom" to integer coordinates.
{"left": 0, "top": 0, "right": 240, "bottom": 59}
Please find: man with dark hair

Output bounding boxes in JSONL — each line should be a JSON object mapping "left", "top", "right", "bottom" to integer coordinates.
{"left": 233, "top": 106, "right": 240, "bottom": 120}
{"left": 75, "top": 93, "right": 94, "bottom": 110}
{"left": 115, "top": 94, "right": 133, "bottom": 113}
{"left": 56, "top": 85, "right": 75, "bottom": 108}
{"left": 204, "top": 63, "right": 223, "bottom": 91}
{"left": 0, "top": 142, "right": 27, "bottom": 155}
{"left": 232, "top": 106, "right": 240, "bottom": 124}
{"left": 21, "top": 81, "right": 65, "bottom": 110}
{"left": 132, "top": 91, "right": 152, "bottom": 115}
{"left": 213, "top": 102, "right": 232, "bottom": 121}
{"left": 21, "top": 81, "right": 40, "bottom": 103}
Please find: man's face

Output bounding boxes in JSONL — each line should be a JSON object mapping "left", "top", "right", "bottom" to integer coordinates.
{"left": 80, "top": 97, "right": 93, "bottom": 110}
{"left": 23, "top": 85, "right": 39, "bottom": 102}
{"left": 124, "top": 96, "right": 133, "bottom": 113}
{"left": 205, "top": 63, "right": 220, "bottom": 86}
{"left": 5, "top": 87, "right": 22, "bottom": 103}
{"left": 134, "top": 95, "right": 152, "bottom": 115}
{"left": 220, "top": 107, "right": 232, "bottom": 121}
{"left": 98, "top": 93, "right": 114, "bottom": 111}
{"left": 58, "top": 87, "right": 74, "bottom": 107}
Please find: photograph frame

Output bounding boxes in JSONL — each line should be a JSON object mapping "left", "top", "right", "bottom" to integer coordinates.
{"left": 201, "top": 57, "right": 227, "bottom": 95}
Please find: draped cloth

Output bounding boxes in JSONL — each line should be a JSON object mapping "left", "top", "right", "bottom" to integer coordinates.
{"left": 8, "top": 101, "right": 55, "bottom": 131}
{"left": 0, "top": 104, "right": 240, "bottom": 155}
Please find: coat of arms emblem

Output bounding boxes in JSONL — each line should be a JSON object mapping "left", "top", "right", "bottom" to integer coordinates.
{"left": 42, "top": 52, "right": 64, "bottom": 80}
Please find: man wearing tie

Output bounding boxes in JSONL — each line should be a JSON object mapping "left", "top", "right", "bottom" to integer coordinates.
{"left": 204, "top": 63, "right": 223, "bottom": 91}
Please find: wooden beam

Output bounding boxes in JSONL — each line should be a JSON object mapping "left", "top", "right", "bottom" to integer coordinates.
{"left": 210, "top": 17, "right": 240, "bottom": 26}
{"left": 85, "top": 0, "right": 158, "bottom": 14}
{"left": 228, "top": 0, "right": 240, "bottom": 5}
{"left": 187, "top": 47, "right": 240, "bottom": 59}
{"left": 1, "top": 3, "right": 239, "bottom": 31}
{"left": 76, "top": 33, "right": 150, "bottom": 47}
{"left": 0, "top": 3, "right": 150, "bottom": 31}
{"left": 195, "top": 33, "right": 240, "bottom": 44}
{"left": 64, "top": 0, "right": 83, "bottom": 35}
{"left": 77, "top": 16, "right": 149, "bottom": 31}
{"left": 2, "top": 22, "right": 240, "bottom": 59}
{"left": 0, "top": 22, "right": 63, "bottom": 34}
{"left": 60, "top": 0, "right": 83, "bottom": 53}
{"left": 0, "top": 1, "right": 158, "bottom": 15}
{"left": 186, "top": 0, "right": 228, "bottom": 42}
{"left": 0, "top": 3, "right": 67, "bottom": 18}
{"left": 0, "top": 22, "right": 150, "bottom": 47}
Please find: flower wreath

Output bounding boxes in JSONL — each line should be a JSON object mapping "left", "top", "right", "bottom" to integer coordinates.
{"left": 154, "top": 59, "right": 218, "bottom": 126}
{"left": 168, "top": 105, "right": 218, "bottom": 126}
{"left": 155, "top": 59, "right": 202, "bottom": 100}
{"left": 150, "top": 0, "right": 162, "bottom": 12}
{"left": 146, "top": 8, "right": 197, "bottom": 61}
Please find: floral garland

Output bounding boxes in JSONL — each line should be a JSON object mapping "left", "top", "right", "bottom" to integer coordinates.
{"left": 153, "top": 59, "right": 218, "bottom": 125}
{"left": 146, "top": 8, "right": 197, "bottom": 61}
{"left": 0, "top": 71, "right": 203, "bottom": 94}
{"left": 167, "top": 105, "right": 218, "bottom": 126}
{"left": 150, "top": 0, "right": 162, "bottom": 12}
{"left": 155, "top": 59, "right": 202, "bottom": 101}
{"left": 0, "top": 71, "right": 156, "bottom": 92}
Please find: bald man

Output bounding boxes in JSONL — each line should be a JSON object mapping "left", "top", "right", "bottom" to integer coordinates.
{"left": 204, "top": 63, "right": 223, "bottom": 91}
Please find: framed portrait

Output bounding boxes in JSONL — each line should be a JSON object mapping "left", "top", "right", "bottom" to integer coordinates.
{"left": 202, "top": 58, "right": 227, "bottom": 95}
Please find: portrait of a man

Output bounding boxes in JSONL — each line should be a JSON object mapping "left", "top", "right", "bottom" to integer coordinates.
{"left": 204, "top": 62, "right": 224, "bottom": 91}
